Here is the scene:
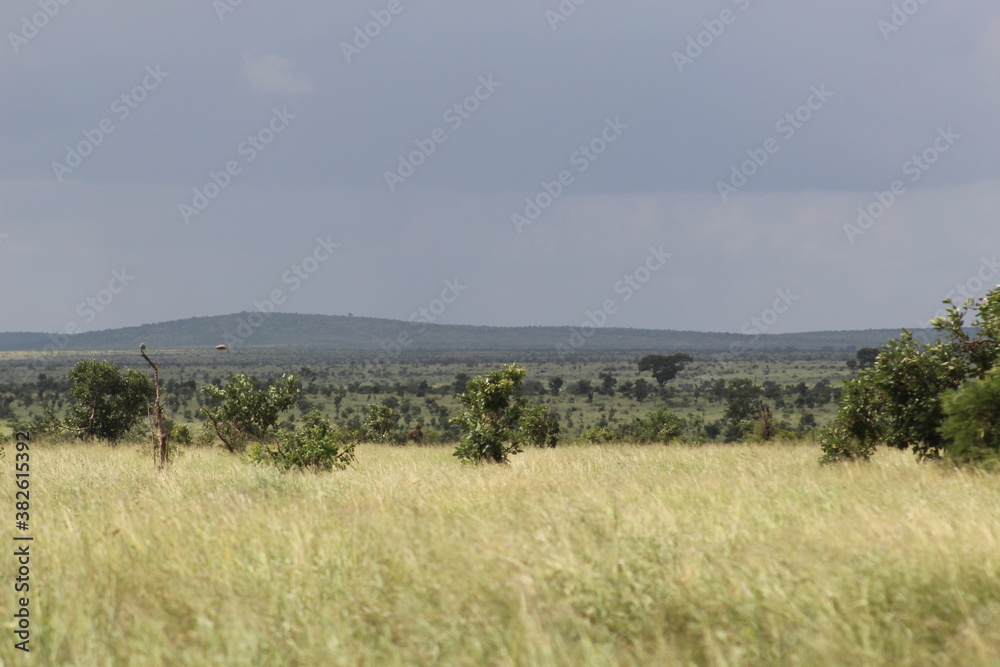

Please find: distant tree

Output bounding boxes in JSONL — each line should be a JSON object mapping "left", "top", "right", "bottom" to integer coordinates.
{"left": 450, "top": 364, "right": 528, "bottom": 464}
{"left": 201, "top": 374, "right": 300, "bottom": 453}
{"left": 568, "top": 379, "right": 593, "bottom": 396}
{"left": 638, "top": 353, "right": 694, "bottom": 388}
{"left": 724, "top": 378, "right": 764, "bottom": 423}
{"left": 453, "top": 373, "right": 471, "bottom": 395}
{"left": 598, "top": 372, "right": 617, "bottom": 396}
{"left": 66, "top": 360, "right": 153, "bottom": 444}
{"left": 547, "top": 377, "right": 564, "bottom": 396}
{"left": 847, "top": 347, "right": 880, "bottom": 371}
{"left": 633, "top": 378, "right": 653, "bottom": 403}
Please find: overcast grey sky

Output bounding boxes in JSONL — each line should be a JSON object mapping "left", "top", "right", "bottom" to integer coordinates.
{"left": 2, "top": 0, "right": 999, "bottom": 336}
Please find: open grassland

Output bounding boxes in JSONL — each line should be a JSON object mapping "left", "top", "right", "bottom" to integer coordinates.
{"left": 2, "top": 443, "right": 999, "bottom": 666}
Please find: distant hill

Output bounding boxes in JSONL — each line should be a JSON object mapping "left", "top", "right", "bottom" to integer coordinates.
{"left": 0, "top": 312, "right": 932, "bottom": 355}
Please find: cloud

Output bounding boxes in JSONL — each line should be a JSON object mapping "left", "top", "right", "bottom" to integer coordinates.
{"left": 242, "top": 53, "right": 317, "bottom": 95}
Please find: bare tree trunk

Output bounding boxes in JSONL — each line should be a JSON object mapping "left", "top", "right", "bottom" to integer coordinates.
{"left": 140, "top": 346, "right": 169, "bottom": 468}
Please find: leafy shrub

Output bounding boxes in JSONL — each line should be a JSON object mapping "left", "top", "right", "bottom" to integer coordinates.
{"left": 630, "top": 406, "right": 685, "bottom": 444}
{"left": 519, "top": 404, "right": 560, "bottom": 448}
{"left": 250, "top": 410, "right": 356, "bottom": 472}
{"left": 362, "top": 403, "right": 403, "bottom": 443}
{"left": 939, "top": 368, "right": 1000, "bottom": 467}
{"left": 820, "top": 289, "right": 1000, "bottom": 464}
{"left": 201, "top": 374, "right": 300, "bottom": 453}
{"left": 583, "top": 426, "right": 620, "bottom": 443}
{"left": 451, "top": 364, "right": 527, "bottom": 464}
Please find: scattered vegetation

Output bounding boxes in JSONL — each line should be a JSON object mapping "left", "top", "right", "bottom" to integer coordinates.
{"left": 821, "top": 287, "right": 1000, "bottom": 465}
{"left": 249, "top": 409, "right": 356, "bottom": 472}
{"left": 201, "top": 373, "right": 300, "bottom": 453}
{"left": 65, "top": 359, "right": 152, "bottom": 443}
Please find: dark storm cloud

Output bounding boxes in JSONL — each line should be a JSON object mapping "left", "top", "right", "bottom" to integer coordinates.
{"left": 2, "top": 1, "right": 1000, "bottom": 335}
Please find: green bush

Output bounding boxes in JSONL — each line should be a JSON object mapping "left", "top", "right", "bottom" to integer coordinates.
{"left": 362, "top": 403, "right": 402, "bottom": 443}
{"left": 519, "top": 404, "right": 560, "bottom": 448}
{"left": 201, "top": 374, "right": 300, "bottom": 453}
{"left": 451, "top": 364, "right": 527, "bottom": 464}
{"left": 820, "top": 288, "right": 1000, "bottom": 464}
{"left": 583, "top": 426, "right": 620, "bottom": 443}
{"left": 66, "top": 360, "right": 153, "bottom": 444}
{"left": 250, "top": 410, "right": 356, "bottom": 472}
{"left": 939, "top": 368, "right": 1000, "bottom": 467}
{"left": 631, "top": 406, "right": 685, "bottom": 444}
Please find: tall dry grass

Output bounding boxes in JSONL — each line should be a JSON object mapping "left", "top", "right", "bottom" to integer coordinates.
{"left": 1, "top": 442, "right": 999, "bottom": 666}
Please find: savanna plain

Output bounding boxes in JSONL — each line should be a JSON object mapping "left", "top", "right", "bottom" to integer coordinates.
{"left": 2, "top": 441, "right": 999, "bottom": 666}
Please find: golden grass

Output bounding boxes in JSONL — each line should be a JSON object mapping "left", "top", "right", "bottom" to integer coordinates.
{"left": 1, "top": 443, "right": 999, "bottom": 666}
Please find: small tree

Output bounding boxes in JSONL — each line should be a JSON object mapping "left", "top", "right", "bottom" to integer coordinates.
{"left": 638, "top": 353, "right": 693, "bottom": 389}
{"left": 66, "top": 360, "right": 153, "bottom": 444}
{"left": 820, "top": 287, "right": 1000, "bottom": 463}
{"left": 520, "top": 404, "right": 560, "bottom": 448}
{"left": 362, "top": 403, "right": 402, "bottom": 443}
{"left": 633, "top": 378, "right": 653, "bottom": 403}
{"left": 451, "top": 363, "right": 528, "bottom": 464}
{"left": 631, "top": 406, "right": 686, "bottom": 443}
{"left": 201, "top": 374, "right": 299, "bottom": 453}
{"left": 250, "top": 410, "right": 356, "bottom": 472}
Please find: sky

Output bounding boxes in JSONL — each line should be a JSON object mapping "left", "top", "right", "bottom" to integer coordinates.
{"left": 2, "top": 0, "right": 1000, "bottom": 337}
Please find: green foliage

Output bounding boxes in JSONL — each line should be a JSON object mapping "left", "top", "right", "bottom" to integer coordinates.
{"left": 519, "top": 404, "right": 560, "bottom": 448}
{"left": 362, "top": 403, "right": 402, "bottom": 443}
{"left": 450, "top": 363, "right": 528, "bottom": 464}
{"left": 583, "top": 426, "right": 620, "bottom": 443}
{"left": 66, "top": 360, "right": 153, "bottom": 444}
{"left": 724, "top": 378, "right": 764, "bottom": 423}
{"left": 630, "top": 406, "right": 685, "bottom": 444}
{"left": 939, "top": 368, "right": 1000, "bottom": 467}
{"left": 250, "top": 410, "right": 356, "bottom": 472}
{"left": 201, "top": 374, "right": 300, "bottom": 453}
{"left": 821, "top": 288, "right": 1000, "bottom": 464}
{"left": 637, "top": 353, "right": 693, "bottom": 388}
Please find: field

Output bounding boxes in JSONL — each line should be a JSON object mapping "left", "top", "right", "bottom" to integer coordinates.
{"left": 3, "top": 442, "right": 999, "bottom": 666}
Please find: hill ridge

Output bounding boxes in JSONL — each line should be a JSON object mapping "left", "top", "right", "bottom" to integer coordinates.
{"left": 0, "top": 312, "right": 931, "bottom": 354}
